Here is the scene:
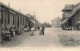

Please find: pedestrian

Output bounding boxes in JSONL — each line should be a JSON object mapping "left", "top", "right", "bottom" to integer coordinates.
{"left": 30, "top": 27, "right": 34, "bottom": 36}
{"left": 9, "top": 27, "right": 13, "bottom": 36}
{"left": 41, "top": 25, "right": 45, "bottom": 35}
{"left": 39, "top": 26, "right": 43, "bottom": 35}
{"left": 15, "top": 28, "right": 18, "bottom": 35}
{"left": 38, "top": 26, "right": 40, "bottom": 30}
{"left": 5, "top": 28, "right": 10, "bottom": 41}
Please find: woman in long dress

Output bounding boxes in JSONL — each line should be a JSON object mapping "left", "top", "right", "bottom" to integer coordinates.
{"left": 39, "top": 26, "right": 42, "bottom": 35}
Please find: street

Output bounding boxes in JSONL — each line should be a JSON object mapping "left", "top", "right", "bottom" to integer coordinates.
{"left": 17, "top": 28, "right": 80, "bottom": 47}
{"left": 1, "top": 28, "right": 80, "bottom": 48}
{"left": 1, "top": 28, "right": 80, "bottom": 51}
{"left": 17, "top": 28, "right": 62, "bottom": 47}
{"left": 1, "top": 28, "right": 62, "bottom": 47}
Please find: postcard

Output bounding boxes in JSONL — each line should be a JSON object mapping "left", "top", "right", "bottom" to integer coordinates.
{"left": 0, "top": 0, "right": 80, "bottom": 51}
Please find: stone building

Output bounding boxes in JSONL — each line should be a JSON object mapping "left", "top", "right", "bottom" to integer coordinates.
{"left": 51, "top": 17, "right": 61, "bottom": 28}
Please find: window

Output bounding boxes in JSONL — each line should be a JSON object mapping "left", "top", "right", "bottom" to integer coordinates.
{"left": 17, "top": 16, "right": 19, "bottom": 28}
{"left": 23, "top": 18, "right": 24, "bottom": 25}
{"left": 13, "top": 14, "right": 14, "bottom": 24}
{"left": 20, "top": 17, "right": 22, "bottom": 25}
{"left": 1, "top": 10, "right": 3, "bottom": 24}
{"left": 8, "top": 13, "right": 10, "bottom": 24}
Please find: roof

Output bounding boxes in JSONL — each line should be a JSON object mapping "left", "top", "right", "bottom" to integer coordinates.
{"left": 67, "top": 4, "right": 80, "bottom": 19}
{"left": 62, "top": 5, "right": 74, "bottom": 11}
{"left": 61, "top": 3, "right": 80, "bottom": 23}
{"left": 62, "top": 3, "right": 80, "bottom": 20}
{"left": 76, "top": 3, "right": 80, "bottom": 7}
{"left": 30, "top": 20, "right": 36, "bottom": 24}
{"left": 0, "top": 2, "right": 27, "bottom": 17}
{"left": 60, "top": 19, "right": 68, "bottom": 25}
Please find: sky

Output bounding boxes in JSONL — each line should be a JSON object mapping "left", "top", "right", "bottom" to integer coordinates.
{"left": 0, "top": 0, "right": 80, "bottom": 24}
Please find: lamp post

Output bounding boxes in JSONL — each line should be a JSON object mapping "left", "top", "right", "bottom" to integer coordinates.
{"left": 33, "top": 12, "right": 36, "bottom": 30}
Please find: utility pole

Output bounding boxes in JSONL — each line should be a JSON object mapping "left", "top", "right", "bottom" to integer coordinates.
{"left": 34, "top": 12, "right": 36, "bottom": 21}
{"left": 34, "top": 12, "right": 36, "bottom": 30}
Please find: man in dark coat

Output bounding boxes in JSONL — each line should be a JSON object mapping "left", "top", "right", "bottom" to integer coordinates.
{"left": 41, "top": 25, "right": 45, "bottom": 35}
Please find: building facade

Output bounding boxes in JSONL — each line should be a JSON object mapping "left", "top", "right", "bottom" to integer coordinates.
{"left": 0, "top": 3, "right": 29, "bottom": 30}
{"left": 0, "top": 2, "right": 38, "bottom": 43}
{"left": 61, "top": 3, "right": 80, "bottom": 30}
{"left": 51, "top": 17, "right": 61, "bottom": 28}
{"left": 0, "top": 2, "right": 30, "bottom": 43}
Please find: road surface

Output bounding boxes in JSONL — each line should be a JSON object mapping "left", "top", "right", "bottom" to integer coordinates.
{"left": 1, "top": 28, "right": 80, "bottom": 51}
{"left": 17, "top": 28, "right": 62, "bottom": 47}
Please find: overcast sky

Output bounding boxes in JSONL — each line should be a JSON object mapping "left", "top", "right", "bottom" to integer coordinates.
{"left": 0, "top": 0, "right": 80, "bottom": 24}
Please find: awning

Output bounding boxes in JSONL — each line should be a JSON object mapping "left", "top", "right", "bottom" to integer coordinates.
{"left": 30, "top": 20, "right": 36, "bottom": 24}
{"left": 66, "top": 6, "right": 80, "bottom": 20}
{"left": 60, "top": 19, "right": 68, "bottom": 25}
{"left": 76, "top": 21, "right": 80, "bottom": 25}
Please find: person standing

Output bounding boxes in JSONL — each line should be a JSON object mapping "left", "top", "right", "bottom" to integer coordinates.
{"left": 39, "top": 26, "right": 42, "bottom": 35}
{"left": 5, "top": 28, "right": 10, "bottom": 41}
{"left": 38, "top": 26, "right": 40, "bottom": 30}
{"left": 41, "top": 25, "right": 45, "bottom": 35}
{"left": 9, "top": 27, "right": 13, "bottom": 37}
{"left": 15, "top": 28, "right": 18, "bottom": 35}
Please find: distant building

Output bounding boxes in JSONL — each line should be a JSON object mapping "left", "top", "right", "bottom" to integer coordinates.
{"left": 51, "top": 17, "right": 61, "bottom": 28}
{"left": 61, "top": 3, "right": 80, "bottom": 30}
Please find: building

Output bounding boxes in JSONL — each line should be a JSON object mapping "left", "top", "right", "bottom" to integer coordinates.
{"left": 51, "top": 17, "right": 61, "bottom": 28}
{"left": 0, "top": 2, "right": 31, "bottom": 43}
{"left": 61, "top": 3, "right": 80, "bottom": 30}
{"left": 0, "top": 2, "right": 29, "bottom": 29}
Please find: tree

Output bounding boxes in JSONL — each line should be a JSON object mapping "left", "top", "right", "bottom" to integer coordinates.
{"left": 42, "top": 22, "right": 51, "bottom": 28}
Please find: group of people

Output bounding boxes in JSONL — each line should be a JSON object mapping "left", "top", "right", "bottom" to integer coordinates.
{"left": 1, "top": 27, "right": 19, "bottom": 42}
{"left": 31, "top": 25, "right": 45, "bottom": 36}
{"left": 1, "top": 25, "right": 45, "bottom": 43}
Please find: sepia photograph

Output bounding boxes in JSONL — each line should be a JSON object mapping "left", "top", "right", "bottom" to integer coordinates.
{"left": 0, "top": 0, "right": 80, "bottom": 51}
